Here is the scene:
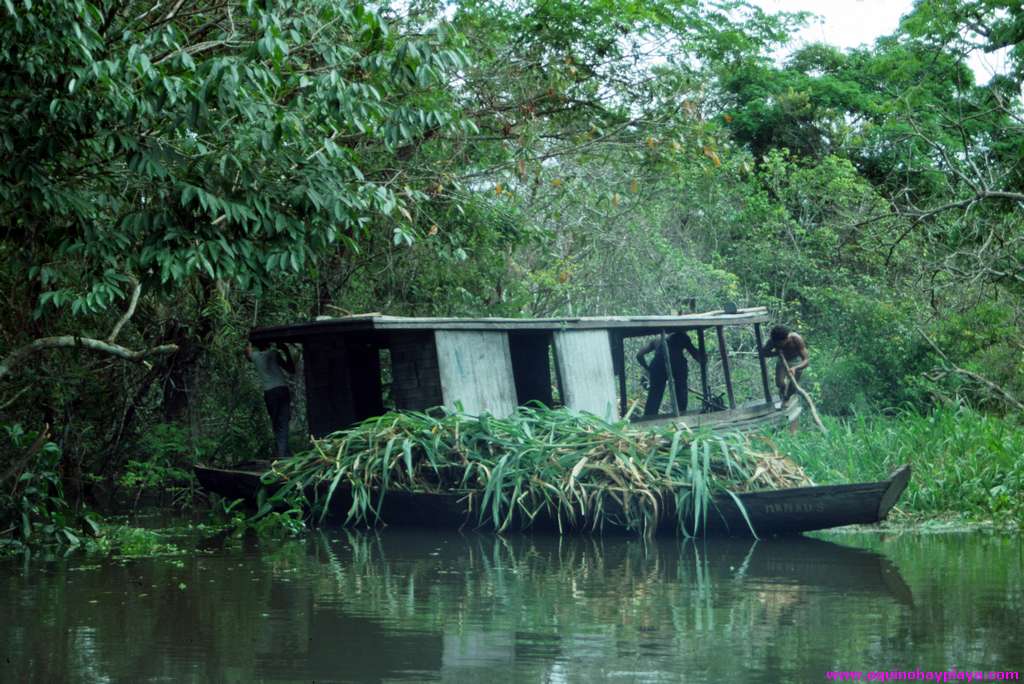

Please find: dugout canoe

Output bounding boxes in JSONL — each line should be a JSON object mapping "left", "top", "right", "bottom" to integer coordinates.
{"left": 194, "top": 463, "right": 911, "bottom": 537}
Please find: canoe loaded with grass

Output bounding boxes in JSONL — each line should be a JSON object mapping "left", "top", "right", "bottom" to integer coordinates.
{"left": 195, "top": 310, "right": 911, "bottom": 536}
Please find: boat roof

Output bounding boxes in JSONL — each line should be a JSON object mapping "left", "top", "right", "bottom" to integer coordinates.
{"left": 251, "top": 307, "right": 771, "bottom": 343}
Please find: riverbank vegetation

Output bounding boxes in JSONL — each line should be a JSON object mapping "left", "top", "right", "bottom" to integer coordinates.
{"left": 2, "top": 0, "right": 1023, "bottom": 550}
{"left": 775, "top": 406, "right": 1024, "bottom": 525}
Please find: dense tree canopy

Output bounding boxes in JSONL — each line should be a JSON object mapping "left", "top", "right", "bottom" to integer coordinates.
{"left": 1, "top": 0, "right": 1022, "bottom": 517}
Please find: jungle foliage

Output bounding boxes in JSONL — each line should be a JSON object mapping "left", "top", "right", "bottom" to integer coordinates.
{"left": 1, "top": 0, "right": 1023, "bottom": 541}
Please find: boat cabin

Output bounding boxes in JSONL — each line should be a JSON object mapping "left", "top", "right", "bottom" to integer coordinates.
{"left": 249, "top": 307, "right": 799, "bottom": 437}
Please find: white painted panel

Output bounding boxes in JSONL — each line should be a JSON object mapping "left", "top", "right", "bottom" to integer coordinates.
{"left": 435, "top": 331, "right": 518, "bottom": 417}
{"left": 553, "top": 330, "right": 618, "bottom": 421}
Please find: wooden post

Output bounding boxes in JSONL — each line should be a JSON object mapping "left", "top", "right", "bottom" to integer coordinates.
{"left": 550, "top": 332, "right": 564, "bottom": 406}
{"left": 612, "top": 331, "right": 627, "bottom": 418}
{"left": 716, "top": 326, "right": 736, "bottom": 409}
{"left": 659, "top": 331, "right": 681, "bottom": 416}
{"left": 754, "top": 323, "right": 773, "bottom": 406}
{"left": 697, "top": 328, "right": 710, "bottom": 410}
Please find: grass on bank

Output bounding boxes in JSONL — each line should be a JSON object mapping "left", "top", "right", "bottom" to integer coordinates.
{"left": 771, "top": 404, "right": 1024, "bottom": 525}
{"left": 264, "top": 405, "right": 811, "bottom": 536}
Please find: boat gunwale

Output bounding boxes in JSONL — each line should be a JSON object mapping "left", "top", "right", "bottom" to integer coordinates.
{"left": 193, "top": 461, "right": 909, "bottom": 502}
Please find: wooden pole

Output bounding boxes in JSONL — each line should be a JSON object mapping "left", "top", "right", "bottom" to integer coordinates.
{"left": 716, "top": 326, "right": 736, "bottom": 409}
{"left": 697, "top": 328, "right": 710, "bottom": 410}
{"left": 550, "top": 332, "right": 565, "bottom": 406}
{"left": 659, "top": 331, "right": 681, "bottom": 416}
{"left": 754, "top": 323, "right": 772, "bottom": 406}
{"left": 613, "top": 331, "right": 627, "bottom": 419}
{"left": 780, "top": 357, "right": 828, "bottom": 435}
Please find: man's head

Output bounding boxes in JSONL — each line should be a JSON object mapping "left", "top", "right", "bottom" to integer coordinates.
{"left": 769, "top": 325, "right": 791, "bottom": 344}
{"left": 255, "top": 341, "right": 270, "bottom": 351}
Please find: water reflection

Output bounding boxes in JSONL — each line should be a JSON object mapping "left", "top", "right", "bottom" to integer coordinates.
{"left": 1, "top": 530, "right": 1021, "bottom": 683}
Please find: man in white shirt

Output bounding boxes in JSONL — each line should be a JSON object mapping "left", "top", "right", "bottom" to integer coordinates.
{"left": 245, "top": 341, "right": 296, "bottom": 459}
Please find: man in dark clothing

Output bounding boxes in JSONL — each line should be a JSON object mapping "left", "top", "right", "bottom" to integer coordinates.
{"left": 636, "top": 332, "right": 706, "bottom": 416}
{"left": 245, "top": 341, "right": 296, "bottom": 459}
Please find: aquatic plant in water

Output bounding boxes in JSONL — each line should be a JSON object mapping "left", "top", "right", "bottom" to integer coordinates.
{"left": 263, "top": 406, "right": 810, "bottom": 536}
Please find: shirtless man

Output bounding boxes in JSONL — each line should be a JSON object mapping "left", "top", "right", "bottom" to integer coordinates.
{"left": 762, "top": 325, "right": 809, "bottom": 405}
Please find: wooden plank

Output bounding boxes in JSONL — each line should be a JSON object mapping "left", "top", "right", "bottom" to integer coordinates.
{"left": 697, "top": 329, "right": 710, "bottom": 409}
{"left": 250, "top": 308, "right": 772, "bottom": 343}
{"left": 302, "top": 339, "right": 355, "bottom": 437}
{"left": 659, "top": 332, "right": 680, "bottom": 416}
{"left": 435, "top": 331, "right": 517, "bottom": 417}
{"left": 611, "top": 331, "right": 627, "bottom": 418}
{"left": 716, "top": 325, "right": 736, "bottom": 409}
{"left": 553, "top": 330, "right": 618, "bottom": 421}
{"left": 754, "top": 323, "right": 773, "bottom": 405}
{"left": 376, "top": 311, "right": 771, "bottom": 330}
{"left": 390, "top": 333, "right": 443, "bottom": 410}
{"left": 638, "top": 396, "right": 800, "bottom": 432}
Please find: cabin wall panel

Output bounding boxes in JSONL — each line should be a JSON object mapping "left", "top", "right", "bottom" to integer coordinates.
{"left": 553, "top": 330, "right": 618, "bottom": 421}
{"left": 435, "top": 331, "right": 517, "bottom": 417}
{"left": 303, "top": 339, "right": 355, "bottom": 437}
{"left": 390, "top": 333, "right": 444, "bottom": 410}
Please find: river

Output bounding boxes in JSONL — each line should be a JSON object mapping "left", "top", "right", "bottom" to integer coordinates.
{"left": 2, "top": 527, "right": 1021, "bottom": 682}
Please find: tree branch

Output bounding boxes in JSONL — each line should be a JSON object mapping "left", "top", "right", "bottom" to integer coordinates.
{"left": 917, "top": 327, "right": 1024, "bottom": 413}
{"left": 107, "top": 279, "right": 142, "bottom": 344}
{"left": 0, "top": 337, "right": 178, "bottom": 383}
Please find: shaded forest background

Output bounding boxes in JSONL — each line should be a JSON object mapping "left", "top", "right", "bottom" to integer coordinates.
{"left": 1, "top": 0, "right": 1022, "bottom": 518}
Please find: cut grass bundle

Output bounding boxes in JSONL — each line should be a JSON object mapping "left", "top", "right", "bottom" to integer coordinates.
{"left": 263, "top": 405, "right": 811, "bottom": 536}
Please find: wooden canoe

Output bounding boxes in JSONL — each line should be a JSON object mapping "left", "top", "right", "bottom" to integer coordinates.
{"left": 194, "top": 462, "right": 910, "bottom": 538}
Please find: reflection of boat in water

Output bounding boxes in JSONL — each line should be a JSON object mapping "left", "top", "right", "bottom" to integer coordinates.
{"left": 193, "top": 463, "right": 911, "bottom": 537}
{"left": 692, "top": 535, "right": 914, "bottom": 605}
{"left": 242, "top": 530, "right": 913, "bottom": 682}
{"left": 334, "top": 530, "right": 914, "bottom": 605}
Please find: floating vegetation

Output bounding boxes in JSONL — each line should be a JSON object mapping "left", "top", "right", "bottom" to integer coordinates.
{"left": 264, "top": 406, "right": 811, "bottom": 536}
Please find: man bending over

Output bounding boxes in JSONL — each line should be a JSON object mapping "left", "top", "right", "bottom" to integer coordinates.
{"left": 762, "top": 325, "right": 808, "bottom": 405}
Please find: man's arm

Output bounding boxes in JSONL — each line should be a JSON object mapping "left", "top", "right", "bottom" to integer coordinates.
{"left": 789, "top": 334, "right": 809, "bottom": 372}
{"left": 680, "top": 333, "right": 706, "bottom": 364}
{"left": 276, "top": 343, "right": 296, "bottom": 374}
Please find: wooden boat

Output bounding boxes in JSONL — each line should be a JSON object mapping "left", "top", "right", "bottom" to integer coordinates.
{"left": 248, "top": 307, "right": 801, "bottom": 437}
{"left": 193, "top": 463, "right": 911, "bottom": 538}
{"left": 200, "top": 308, "right": 910, "bottom": 536}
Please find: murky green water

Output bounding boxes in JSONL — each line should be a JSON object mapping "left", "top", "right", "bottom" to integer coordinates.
{"left": 2, "top": 528, "right": 1021, "bottom": 683}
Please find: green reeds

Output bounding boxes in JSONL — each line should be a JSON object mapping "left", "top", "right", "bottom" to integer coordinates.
{"left": 769, "top": 404, "right": 1024, "bottom": 524}
{"left": 263, "top": 405, "right": 808, "bottom": 536}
